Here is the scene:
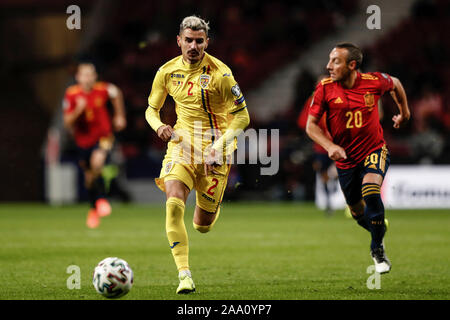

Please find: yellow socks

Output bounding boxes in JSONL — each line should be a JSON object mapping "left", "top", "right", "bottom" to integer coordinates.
{"left": 166, "top": 197, "right": 189, "bottom": 271}
{"left": 166, "top": 198, "right": 221, "bottom": 271}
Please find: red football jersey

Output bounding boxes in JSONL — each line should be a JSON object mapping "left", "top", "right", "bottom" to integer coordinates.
{"left": 309, "top": 72, "right": 394, "bottom": 169}
{"left": 63, "top": 82, "right": 112, "bottom": 148}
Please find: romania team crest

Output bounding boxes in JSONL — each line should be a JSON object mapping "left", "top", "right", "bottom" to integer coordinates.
{"left": 165, "top": 160, "right": 173, "bottom": 174}
{"left": 199, "top": 74, "right": 211, "bottom": 89}
{"left": 364, "top": 92, "right": 375, "bottom": 110}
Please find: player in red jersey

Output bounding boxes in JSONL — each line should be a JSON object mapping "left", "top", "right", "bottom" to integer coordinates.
{"left": 63, "top": 63, "right": 127, "bottom": 228}
{"left": 306, "top": 43, "right": 410, "bottom": 273}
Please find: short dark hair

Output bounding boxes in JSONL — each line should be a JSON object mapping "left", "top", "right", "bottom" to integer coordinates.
{"left": 335, "top": 42, "right": 363, "bottom": 69}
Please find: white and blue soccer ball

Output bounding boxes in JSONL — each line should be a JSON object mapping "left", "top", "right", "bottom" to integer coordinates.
{"left": 92, "top": 257, "right": 134, "bottom": 298}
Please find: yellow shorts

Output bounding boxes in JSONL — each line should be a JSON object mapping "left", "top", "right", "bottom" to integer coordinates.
{"left": 155, "top": 141, "right": 231, "bottom": 213}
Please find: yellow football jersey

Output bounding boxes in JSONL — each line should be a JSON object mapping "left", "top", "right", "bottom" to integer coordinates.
{"left": 147, "top": 52, "right": 246, "bottom": 152}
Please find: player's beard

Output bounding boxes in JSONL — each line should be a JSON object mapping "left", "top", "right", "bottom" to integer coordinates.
{"left": 187, "top": 49, "right": 201, "bottom": 63}
{"left": 335, "top": 67, "right": 352, "bottom": 83}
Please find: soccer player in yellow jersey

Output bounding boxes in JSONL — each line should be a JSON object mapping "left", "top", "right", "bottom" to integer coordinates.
{"left": 145, "top": 16, "right": 250, "bottom": 294}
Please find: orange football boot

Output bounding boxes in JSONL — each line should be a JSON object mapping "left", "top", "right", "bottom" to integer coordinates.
{"left": 96, "top": 198, "right": 112, "bottom": 217}
{"left": 86, "top": 209, "right": 100, "bottom": 228}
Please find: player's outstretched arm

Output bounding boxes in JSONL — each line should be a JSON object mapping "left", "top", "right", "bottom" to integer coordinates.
{"left": 306, "top": 114, "right": 346, "bottom": 161}
{"left": 146, "top": 67, "right": 169, "bottom": 141}
{"left": 390, "top": 76, "right": 410, "bottom": 129}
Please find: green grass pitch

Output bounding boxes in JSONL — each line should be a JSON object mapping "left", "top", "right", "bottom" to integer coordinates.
{"left": 0, "top": 202, "right": 449, "bottom": 300}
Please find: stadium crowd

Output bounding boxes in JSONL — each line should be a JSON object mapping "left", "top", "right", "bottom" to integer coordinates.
{"left": 61, "top": 0, "right": 450, "bottom": 202}
{"left": 2, "top": 0, "right": 447, "bottom": 202}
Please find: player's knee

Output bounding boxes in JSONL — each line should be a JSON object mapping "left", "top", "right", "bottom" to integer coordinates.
{"left": 193, "top": 222, "right": 212, "bottom": 233}
{"left": 84, "top": 172, "right": 94, "bottom": 188}
{"left": 351, "top": 211, "right": 364, "bottom": 222}
{"left": 349, "top": 200, "right": 365, "bottom": 218}
{"left": 166, "top": 197, "right": 185, "bottom": 227}
{"left": 193, "top": 205, "right": 218, "bottom": 233}
{"left": 90, "top": 150, "right": 106, "bottom": 172}
{"left": 165, "top": 181, "right": 189, "bottom": 202}
{"left": 90, "top": 162, "right": 103, "bottom": 175}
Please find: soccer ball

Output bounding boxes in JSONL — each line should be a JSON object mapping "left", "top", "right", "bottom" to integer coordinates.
{"left": 92, "top": 257, "right": 134, "bottom": 298}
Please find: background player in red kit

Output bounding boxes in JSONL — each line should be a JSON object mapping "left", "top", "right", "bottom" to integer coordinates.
{"left": 306, "top": 43, "right": 410, "bottom": 273}
{"left": 298, "top": 75, "right": 338, "bottom": 216}
{"left": 63, "top": 63, "right": 127, "bottom": 228}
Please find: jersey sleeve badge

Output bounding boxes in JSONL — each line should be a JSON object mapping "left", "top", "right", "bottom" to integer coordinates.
{"left": 231, "top": 84, "right": 241, "bottom": 97}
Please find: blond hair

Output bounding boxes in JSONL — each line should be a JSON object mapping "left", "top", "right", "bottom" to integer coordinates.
{"left": 179, "top": 15, "right": 210, "bottom": 36}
